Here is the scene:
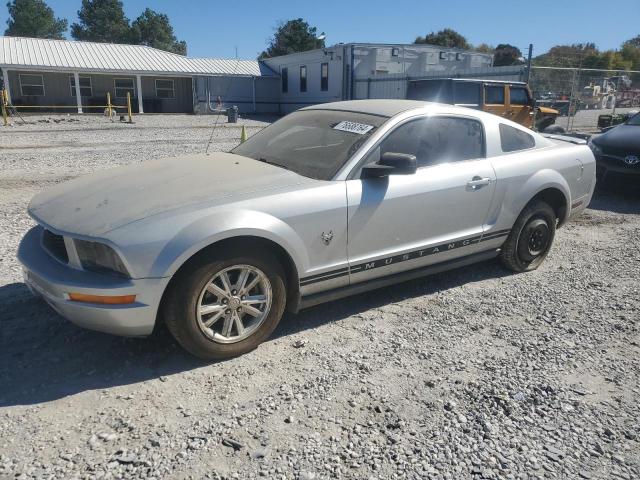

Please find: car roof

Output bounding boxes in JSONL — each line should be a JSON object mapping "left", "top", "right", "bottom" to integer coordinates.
{"left": 409, "top": 78, "right": 527, "bottom": 86}
{"left": 302, "top": 99, "right": 429, "bottom": 118}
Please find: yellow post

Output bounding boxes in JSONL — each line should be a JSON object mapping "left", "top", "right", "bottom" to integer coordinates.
{"left": 126, "top": 92, "right": 132, "bottom": 123}
{"left": 240, "top": 125, "right": 247, "bottom": 143}
{"left": 1, "top": 89, "right": 7, "bottom": 126}
{"left": 106, "top": 91, "right": 112, "bottom": 118}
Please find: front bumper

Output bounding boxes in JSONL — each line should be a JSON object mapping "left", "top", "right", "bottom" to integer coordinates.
{"left": 17, "top": 226, "right": 170, "bottom": 336}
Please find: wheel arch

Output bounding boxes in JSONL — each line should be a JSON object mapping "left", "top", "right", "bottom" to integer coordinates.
{"left": 517, "top": 170, "right": 571, "bottom": 227}
{"left": 158, "top": 235, "right": 301, "bottom": 326}
{"left": 529, "top": 187, "right": 569, "bottom": 226}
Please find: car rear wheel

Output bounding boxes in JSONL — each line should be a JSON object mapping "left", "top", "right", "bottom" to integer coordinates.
{"left": 163, "top": 248, "right": 287, "bottom": 360}
{"left": 500, "top": 200, "right": 556, "bottom": 272}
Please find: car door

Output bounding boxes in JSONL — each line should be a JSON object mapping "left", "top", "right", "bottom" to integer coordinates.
{"left": 483, "top": 84, "right": 507, "bottom": 119}
{"left": 508, "top": 85, "right": 534, "bottom": 128}
{"left": 346, "top": 115, "right": 497, "bottom": 285}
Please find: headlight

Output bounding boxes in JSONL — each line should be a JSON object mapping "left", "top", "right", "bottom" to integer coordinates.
{"left": 588, "top": 138, "right": 602, "bottom": 156}
{"left": 74, "top": 239, "right": 129, "bottom": 278}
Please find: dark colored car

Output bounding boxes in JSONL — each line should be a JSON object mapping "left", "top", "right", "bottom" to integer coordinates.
{"left": 589, "top": 112, "right": 640, "bottom": 181}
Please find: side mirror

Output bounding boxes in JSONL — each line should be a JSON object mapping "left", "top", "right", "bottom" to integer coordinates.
{"left": 361, "top": 152, "right": 417, "bottom": 178}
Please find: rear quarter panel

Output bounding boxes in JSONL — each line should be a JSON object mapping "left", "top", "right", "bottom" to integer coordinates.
{"left": 486, "top": 143, "right": 596, "bottom": 231}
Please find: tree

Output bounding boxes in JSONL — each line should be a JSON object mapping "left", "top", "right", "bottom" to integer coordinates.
{"left": 259, "top": 18, "right": 324, "bottom": 59}
{"left": 71, "top": 0, "right": 131, "bottom": 44}
{"left": 414, "top": 28, "right": 470, "bottom": 50}
{"left": 130, "top": 8, "right": 186, "bottom": 55}
{"left": 5, "top": 0, "right": 67, "bottom": 39}
{"left": 493, "top": 44, "right": 524, "bottom": 66}
{"left": 473, "top": 43, "right": 494, "bottom": 54}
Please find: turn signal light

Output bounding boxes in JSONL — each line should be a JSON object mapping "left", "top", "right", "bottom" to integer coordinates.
{"left": 68, "top": 293, "right": 136, "bottom": 305}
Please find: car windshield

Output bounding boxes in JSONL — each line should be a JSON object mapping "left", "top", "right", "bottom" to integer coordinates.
{"left": 627, "top": 113, "right": 640, "bottom": 126}
{"left": 231, "top": 110, "right": 388, "bottom": 180}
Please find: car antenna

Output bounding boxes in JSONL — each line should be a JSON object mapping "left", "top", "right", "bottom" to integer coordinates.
{"left": 205, "top": 56, "right": 242, "bottom": 155}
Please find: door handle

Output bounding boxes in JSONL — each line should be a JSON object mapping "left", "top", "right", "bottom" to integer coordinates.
{"left": 467, "top": 176, "right": 492, "bottom": 189}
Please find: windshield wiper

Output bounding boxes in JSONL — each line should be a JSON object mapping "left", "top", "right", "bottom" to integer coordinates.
{"left": 257, "top": 158, "right": 291, "bottom": 171}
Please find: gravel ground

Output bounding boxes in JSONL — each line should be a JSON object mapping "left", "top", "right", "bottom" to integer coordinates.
{"left": 1, "top": 114, "right": 639, "bottom": 480}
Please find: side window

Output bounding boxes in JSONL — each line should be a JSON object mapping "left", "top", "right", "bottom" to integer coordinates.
{"left": 453, "top": 82, "right": 481, "bottom": 107}
{"left": 509, "top": 87, "right": 529, "bottom": 105}
{"left": 374, "top": 117, "right": 485, "bottom": 168}
{"left": 499, "top": 123, "right": 536, "bottom": 152}
{"left": 485, "top": 85, "right": 505, "bottom": 104}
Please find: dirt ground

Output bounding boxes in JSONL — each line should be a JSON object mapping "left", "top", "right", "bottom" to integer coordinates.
{"left": 0, "top": 114, "right": 639, "bottom": 480}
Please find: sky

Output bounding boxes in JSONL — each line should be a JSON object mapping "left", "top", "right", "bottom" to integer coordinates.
{"left": 1, "top": 0, "right": 638, "bottom": 59}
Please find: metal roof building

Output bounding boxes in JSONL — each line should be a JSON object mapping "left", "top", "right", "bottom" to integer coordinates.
{"left": 0, "top": 36, "right": 279, "bottom": 114}
{"left": 0, "top": 36, "right": 272, "bottom": 76}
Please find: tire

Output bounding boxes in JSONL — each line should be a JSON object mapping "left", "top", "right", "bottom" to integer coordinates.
{"left": 163, "top": 247, "right": 287, "bottom": 360}
{"left": 500, "top": 200, "right": 556, "bottom": 273}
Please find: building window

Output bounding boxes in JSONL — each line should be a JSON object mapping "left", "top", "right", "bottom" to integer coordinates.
{"left": 114, "top": 78, "right": 135, "bottom": 98}
{"left": 281, "top": 67, "right": 288, "bottom": 93}
{"left": 391, "top": 48, "right": 400, "bottom": 57}
{"left": 155, "top": 79, "right": 175, "bottom": 98}
{"left": 300, "top": 65, "right": 307, "bottom": 92}
{"left": 69, "top": 75, "right": 92, "bottom": 97}
{"left": 320, "top": 63, "right": 329, "bottom": 91}
{"left": 19, "top": 74, "right": 44, "bottom": 96}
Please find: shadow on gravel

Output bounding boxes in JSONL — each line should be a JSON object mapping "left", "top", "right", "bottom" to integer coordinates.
{"left": 589, "top": 178, "right": 640, "bottom": 214}
{"left": 1, "top": 260, "right": 511, "bottom": 407}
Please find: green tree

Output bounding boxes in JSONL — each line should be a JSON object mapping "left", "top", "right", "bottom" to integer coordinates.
{"left": 130, "top": 8, "right": 186, "bottom": 55}
{"left": 70, "top": 0, "right": 131, "bottom": 43}
{"left": 493, "top": 44, "right": 524, "bottom": 66}
{"left": 5, "top": 0, "right": 67, "bottom": 39}
{"left": 414, "top": 28, "right": 470, "bottom": 50}
{"left": 259, "top": 18, "right": 325, "bottom": 59}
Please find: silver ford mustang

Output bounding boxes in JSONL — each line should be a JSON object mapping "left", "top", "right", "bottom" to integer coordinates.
{"left": 18, "top": 100, "right": 596, "bottom": 359}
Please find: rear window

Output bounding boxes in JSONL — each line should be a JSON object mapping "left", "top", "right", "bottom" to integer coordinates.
{"left": 499, "top": 124, "right": 536, "bottom": 152}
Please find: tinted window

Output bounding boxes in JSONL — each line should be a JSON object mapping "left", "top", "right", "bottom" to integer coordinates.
{"left": 485, "top": 85, "right": 505, "bottom": 104}
{"left": 453, "top": 82, "right": 481, "bottom": 106}
{"left": 281, "top": 68, "right": 288, "bottom": 93}
{"left": 509, "top": 87, "right": 529, "bottom": 105}
{"left": 406, "top": 80, "right": 451, "bottom": 103}
{"left": 232, "top": 110, "right": 387, "bottom": 181}
{"left": 376, "top": 117, "right": 484, "bottom": 167}
{"left": 499, "top": 124, "right": 536, "bottom": 152}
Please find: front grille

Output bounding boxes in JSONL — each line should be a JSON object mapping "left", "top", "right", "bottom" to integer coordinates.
{"left": 42, "top": 229, "right": 69, "bottom": 264}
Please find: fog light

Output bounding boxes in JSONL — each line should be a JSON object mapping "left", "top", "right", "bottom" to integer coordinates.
{"left": 68, "top": 293, "right": 136, "bottom": 305}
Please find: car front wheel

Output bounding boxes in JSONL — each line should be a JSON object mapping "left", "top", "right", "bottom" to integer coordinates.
{"left": 163, "top": 248, "right": 287, "bottom": 360}
{"left": 500, "top": 200, "right": 556, "bottom": 272}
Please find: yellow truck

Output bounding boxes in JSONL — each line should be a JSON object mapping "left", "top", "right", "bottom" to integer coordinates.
{"left": 407, "top": 78, "right": 562, "bottom": 132}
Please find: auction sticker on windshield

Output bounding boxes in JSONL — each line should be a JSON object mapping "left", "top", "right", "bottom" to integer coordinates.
{"left": 333, "top": 121, "right": 374, "bottom": 135}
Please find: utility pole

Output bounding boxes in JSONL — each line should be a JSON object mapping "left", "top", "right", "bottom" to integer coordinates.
{"left": 526, "top": 44, "right": 533, "bottom": 83}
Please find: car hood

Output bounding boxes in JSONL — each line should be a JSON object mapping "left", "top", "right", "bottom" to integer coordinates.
{"left": 29, "top": 152, "right": 313, "bottom": 236}
{"left": 595, "top": 124, "right": 640, "bottom": 152}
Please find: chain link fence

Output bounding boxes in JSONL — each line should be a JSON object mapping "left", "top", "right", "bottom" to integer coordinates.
{"left": 530, "top": 67, "right": 640, "bottom": 133}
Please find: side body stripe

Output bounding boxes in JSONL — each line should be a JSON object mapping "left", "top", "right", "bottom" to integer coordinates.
{"left": 299, "top": 229, "right": 510, "bottom": 286}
